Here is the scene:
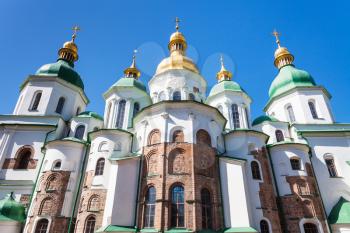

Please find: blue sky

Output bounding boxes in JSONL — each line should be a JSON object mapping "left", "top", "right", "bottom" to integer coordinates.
{"left": 1, "top": 0, "right": 350, "bottom": 122}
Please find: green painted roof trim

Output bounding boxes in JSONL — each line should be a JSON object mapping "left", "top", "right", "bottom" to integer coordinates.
{"left": 77, "top": 111, "right": 104, "bottom": 121}
{"left": 46, "top": 137, "right": 88, "bottom": 146}
{"left": 267, "top": 141, "right": 309, "bottom": 149}
{"left": 35, "top": 60, "right": 84, "bottom": 90}
{"left": 252, "top": 115, "right": 279, "bottom": 126}
{"left": 109, "top": 153, "right": 141, "bottom": 161}
{"left": 96, "top": 225, "right": 137, "bottom": 232}
{"left": 0, "top": 180, "right": 34, "bottom": 186}
{"left": 328, "top": 196, "right": 350, "bottom": 224}
{"left": 222, "top": 227, "right": 258, "bottom": 233}
{"left": 0, "top": 193, "right": 26, "bottom": 223}
{"left": 346, "top": 161, "right": 350, "bottom": 166}
{"left": 223, "top": 128, "right": 269, "bottom": 139}
{"left": 164, "top": 228, "right": 193, "bottom": 233}
{"left": 219, "top": 155, "right": 247, "bottom": 162}
{"left": 140, "top": 229, "right": 159, "bottom": 232}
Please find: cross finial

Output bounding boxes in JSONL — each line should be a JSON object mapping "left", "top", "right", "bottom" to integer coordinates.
{"left": 220, "top": 54, "right": 224, "bottom": 67}
{"left": 175, "top": 17, "right": 180, "bottom": 31}
{"left": 133, "top": 49, "right": 138, "bottom": 61}
{"left": 272, "top": 29, "right": 281, "bottom": 48}
{"left": 71, "top": 25, "right": 80, "bottom": 42}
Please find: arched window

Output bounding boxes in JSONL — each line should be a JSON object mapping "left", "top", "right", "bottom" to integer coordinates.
{"left": 15, "top": 147, "right": 32, "bottom": 169}
{"left": 88, "top": 196, "right": 99, "bottom": 211}
{"left": 74, "top": 125, "right": 85, "bottom": 140}
{"left": 30, "top": 91, "right": 42, "bottom": 111}
{"left": 171, "top": 185, "right": 185, "bottom": 228}
{"left": 303, "top": 223, "right": 318, "bottom": 233}
{"left": 231, "top": 104, "right": 240, "bottom": 128}
{"left": 251, "top": 161, "right": 261, "bottom": 180}
{"left": 133, "top": 102, "right": 140, "bottom": 118}
{"left": 55, "top": 97, "right": 65, "bottom": 114}
{"left": 325, "top": 157, "right": 338, "bottom": 177}
{"left": 95, "top": 158, "right": 105, "bottom": 176}
{"left": 148, "top": 129, "right": 161, "bottom": 145}
{"left": 39, "top": 198, "right": 53, "bottom": 215}
{"left": 84, "top": 215, "right": 96, "bottom": 233}
{"left": 76, "top": 107, "right": 81, "bottom": 116}
{"left": 308, "top": 101, "right": 318, "bottom": 119}
{"left": 116, "top": 100, "right": 126, "bottom": 128}
{"left": 196, "top": 129, "right": 211, "bottom": 146}
{"left": 173, "top": 130, "right": 184, "bottom": 143}
{"left": 144, "top": 186, "right": 156, "bottom": 228}
{"left": 201, "top": 189, "right": 212, "bottom": 229}
{"left": 188, "top": 93, "right": 195, "bottom": 100}
{"left": 173, "top": 91, "right": 181, "bottom": 101}
{"left": 260, "top": 220, "right": 270, "bottom": 233}
{"left": 290, "top": 158, "right": 301, "bottom": 170}
{"left": 52, "top": 160, "right": 61, "bottom": 171}
{"left": 46, "top": 175, "right": 56, "bottom": 191}
{"left": 98, "top": 141, "right": 109, "bottom": 152}
{"left": 34, "top": 218, "right": 49, "bottom": 233}
{"left": 286, "top": 105, "right": 296, "bottom": 122}
{"left": 275, "top": 130, "right": 284, "bottom": 142}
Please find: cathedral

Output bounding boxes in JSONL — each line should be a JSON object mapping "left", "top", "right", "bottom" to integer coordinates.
{"left": 0, "top": 20, "right": 349, "bottom": 233}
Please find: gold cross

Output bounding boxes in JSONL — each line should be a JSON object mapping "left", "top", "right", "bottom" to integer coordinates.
{"left": 133, "top": 49, "right": 138, "bottom": 60}
{"left": 175, "top": 17, "right": 180, "bottom": 31}
{"left": 272, "top": 29, "right": 281, "bottom": 47}
{"left": 71, "top": 25, "right": 80, "bottom": 41}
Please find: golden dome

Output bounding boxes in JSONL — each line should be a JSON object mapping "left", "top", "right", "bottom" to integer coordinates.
{"left": 58, "top": 26, "right": 80, "bottom": 63}
{"left": 124, "top": 51, "right": 141, "bottom": 79}
{"left": 168, "top": 31, "right": 187, "bottom": 50}
{"left": 155, "top": 53, "right": 199, "bottom": 75}
{"left": 272, "top": 30, "right": 294, "bottom": 69}
{"left": 63, "top": 41, "right": 78, "bottom": 53}
{"left": 274, "top": 46, "right": 291, "bottom": 59}
{"left": 216, "top": 55, "right": 232, "bottom": 81}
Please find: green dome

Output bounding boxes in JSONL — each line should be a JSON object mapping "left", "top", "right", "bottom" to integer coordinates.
{"left": 0, "top": 193, "right": 26, "bottom": 222}
{"left": 112, "top": 77, "right": 147, "bottom": 92}
{"left": 36, "top": 59, "right": 84, "bottom": 90}
{"left": 328, "top": 196, "right": 350, "bottom": 224}
{"left": 77, "top": 111, "right": 104, "bottom": 121}
{"left": 269, "top": 65, "right": 316, "bottom": 99}
{"left": 209, "top": 80, "right": 245, "bottom": 97}
{"left": 252, "top": 115, "right": 279, "bottom": 126}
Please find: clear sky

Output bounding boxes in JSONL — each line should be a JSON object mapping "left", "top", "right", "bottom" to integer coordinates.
{"left": 1, "top": 0, "right": 349, "bottom": 122}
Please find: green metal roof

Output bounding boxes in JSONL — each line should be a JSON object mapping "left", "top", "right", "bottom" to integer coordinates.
{"left": 77, "top": 111, "right": 103, "bottom": 121}
{"left": 209, "top": 80, "right": 246, "bottom": 97}
{"left": 252, "top": 115, "right": 279, "bottom": 126}
{"left": 0, "top": 193, "right": 26, "bottom": 222}
{"left": 222, "top": 227, "right": 258, "bottom": 233}
{"left": 35, "top": 59, "right": 84, "bottom": 90}
{"left": 269, "top": 65, "right": 316, "bottom": 99}
{"left": 96, "top": 225, "right": 137, "bottom": 232}
{"left": 328, "top": 196, "right": 350, "bottom": 224}
{"left": 112, "top": 77, "right": 147, "bottom": 92}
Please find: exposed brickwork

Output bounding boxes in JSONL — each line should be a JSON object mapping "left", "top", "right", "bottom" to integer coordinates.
{"left": 252, "top": 147, "right": 283, "bottom": 233}
{"left": 25, "top": 170, "right": 71, "bottom": 233}
{"left": 137, "top": 141, "right": 222, "bottom": 232}
{"left": 75, "top": 171, "right": 107, "bottom": 233}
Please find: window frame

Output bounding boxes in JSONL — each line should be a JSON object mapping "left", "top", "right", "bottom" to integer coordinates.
{"left": 55, "top": 97, "right": 66, "bottom": 114}
{"left": 170, "top": 185, "right": 185, "bottom": 228}
{"left": 251, "top": 161, "right": 262, "bottom": 180}
{"left": 275, "top": 130, "right": 285, "bottom": 142}
{"left": 144, "top": 186, "right": 156, "bottom": 228}
{"left": 116, "top": 100, "right": 126, "bottom": 128}
{"left": 95, "top": 158, "right": 105, "bottom": 176}
{"left": 290, "top": 157, "right": 301, "bottom": 170}
{"left": 29, "top": 91, "right": 42, "bottom": 111}
{"left": 231, "top": 104, "right": 240, "bottom": 129}
{"left": 308, "top": 101, "right": 318, "bottom": 119}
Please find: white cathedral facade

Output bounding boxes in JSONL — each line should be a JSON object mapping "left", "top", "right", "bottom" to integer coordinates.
{"left": 0, "top": 22, "right": 350, "bottom": 233}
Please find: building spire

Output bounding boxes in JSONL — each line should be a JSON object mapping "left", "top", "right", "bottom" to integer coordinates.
{"left": 216, "top": 54, "right": 232, "bottom": 82}
{"left": 168, "top": 17, "right": 187, "bottom": 55}
{"left": 58, "top": 25, "right": 80, "bottom": 66}
{"left": 124, "top": 50, "right": 140, "bottom": 79}
{"left": 272, "top": 29, "right": 294, "bottom": 69}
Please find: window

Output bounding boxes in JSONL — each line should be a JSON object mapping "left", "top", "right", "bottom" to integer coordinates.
{"left": 98, "top": 141, "right": 109, "bottom": 152}
{"left": 171, "top": 185, "right": 185, "bottom": 228}
{"left": 303, "top": 223, "right": 318, "bottom": 233}
{"left": 244, "top": 107, "right": 249, "bottom": 125}
{"left": 148, "top": 129, "right": 161, "bottom": 145}
{"left": 275, "top": 130, "right": 284, "bottom": 142}
{"left": 15, "top": 147, "right": 32, "bottom": 169}
{"left": 325, "top": 158, "right": 338, "bottom": 177}
{"left": 45, "top": 175, "right": 56, "bottom": 191}
{"left": 286, "top": 105, "right": 296, "bottom": 122}
{"left": 251, "top": 161, "right": 261, "bottom": 180}
{"left": 39, "top": 198, "right": 53, "bottom": 215}
{"left": 188, "top": 93, "right": 195, "bottom": 100}
{"left": 144, "top": 186, "right": 156, "bottom": 228}
{"left": 133, "top": 102, "right": 140, "bottom": 118}
{"left": 35, "top": 219, "right": 49, "bottom": 233}
{"left": 308, "top": 101, "right": 318, "bottom": 119}
{"left": 173, "top": 91, "right": 181, "bottom": 101}
{"left": 84, "top": 215, "right": 96, "bottom": 233}
{"left": 55, "top": 97, "right": 65, "bottom": 114}
{"left": 260, "top": 220, "right": 269, "bottom": 233}
{"left": 116, "top": 100, "right": 126, "bottom": 128}
{"left": 74, "top": 125, "right": 85, "bottom": 139}
{"left": 52, "top": 160, "right": 61, "bottom": 171}
{"left": 196, "top": 129, "right": 211, "bottom": 146}
{"left": 290, "top": 158, "right": 301, "bottom": 170}
{"left": 95, "top": 158, "right": 105, "bottom": 176}
{"left": 231, "top": 104, "right": 240, "bottom": 128}
{"left": 173, "top": 130, "right": 184, "bottom": 143}
{"left": 76, "top": 107, "right": 81, "bottom": 116}
{"left": 201, "top": 189, "right": 212, "bottom": 229}
{"left": 30, "top": 91, "right": 42, "bottom": 111}
{"left": 88, "top": 196, "right": 99, "bottom": 211}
